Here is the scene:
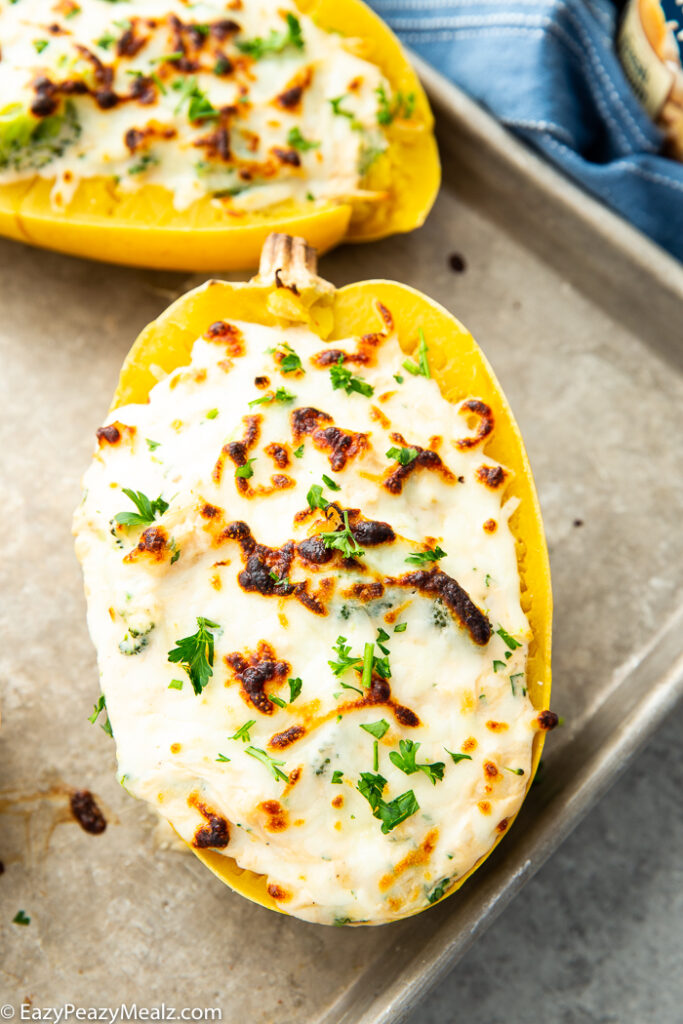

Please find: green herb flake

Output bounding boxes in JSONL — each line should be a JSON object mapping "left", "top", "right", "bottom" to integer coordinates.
{"left": 288, "top": 677, "right": 303, "bottom": 703}
{"left": 145, "top": 438, "right": 161, "bottom": 451}
{"left": 329, "top": 356, "right": 374, "bottom": 398}
{"left": 393, "top": 622, "right": 407, "bottom": 633}
{"left": 293, "top": 444, "right": 304, "bottom": 458}
{"left": 389, "top": 739, "right": 445, "bottom": 785}
{"left": 113, "top": 488, "right": 168, "bottom": 528}
{"left": 245, "top": 745, "right": 288, "bottom": 782}
{"left": 405, "top": 545, "right": 447, "bottom": 565}
{"left": 402, "top": 329, "right": 431, "bottom": 378}
{"left": 88, "top": 694, "right": 113, "bottom": 737}
{"left": 287, "top": 126, "right": 320, "bottom": 151}
{"left": 497, "top": 626, "right": 522, "bottom": 651}
{"left": 493, "top": 660, "right": 506, "bottom": 673}
{"left": 268, "top": 693, "right": 287, "bottom": 709}
{"left": 321, "top": 473, "right": 341, "bottom": 491}
{"left": 386, "top": 445, "right": 418, "bottom": 466}
{"left": 235, "top": 458, "right": 256, "bottom": 480}
{"left": 505, "top": 767, "right": 525, "bottom": 776}
{"left": 331, "top": 770, "right": 344, "bottom": 784}
{"left": 216, "top": 753, "right": 231, "bottom": 763}
{"left": 206, "top": 408, "right": 219, "bottom": 419}
{"left": 321, "top": 510, "right": 365, "bottom": 560}
{"left": 168, "top": 679, "right": 183, "bottom": 690}
{"left": 13, "top": 910, "right": 30, "bottom": 926}
{"left": 426, "top": 877, "right": 452, "bottom": 905}
{"left": 230, "top": 719, "right": 256, "bottom": 743}
{"left": 167, "top": 617, "right": 220, "bottom": 696}
{"left": 307, "top": 484, "right": 328, "bottom": 510}
{"left": 236, "top": 12, "right": 304, "bottom": 60}
{"left": 33, "top": 40, "right": 48, "bottom": 54}
{"left": 445, "top": 749, "right": 472, "bottom": 765}
{"left": 359, "top": 719, "right": 390, "bottom": 739}
{"left": 376, "top": 84, "right": 416, "bottom": 126}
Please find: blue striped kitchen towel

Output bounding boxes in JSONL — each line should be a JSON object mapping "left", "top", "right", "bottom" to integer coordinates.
{"left": 369, "top": 0, "right": 683, "bottom": 261}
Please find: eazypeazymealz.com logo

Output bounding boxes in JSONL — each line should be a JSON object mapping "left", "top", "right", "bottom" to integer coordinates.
{"left": 2, "top": 1007, "right": 222, "bottom": 1022}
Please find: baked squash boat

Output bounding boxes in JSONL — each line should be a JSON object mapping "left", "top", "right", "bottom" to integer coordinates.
{"left": 0, "top": 0, "right": 438, "bottom": 270}
{"left": 74, "top": 234, "right": 554, "bottom": 925}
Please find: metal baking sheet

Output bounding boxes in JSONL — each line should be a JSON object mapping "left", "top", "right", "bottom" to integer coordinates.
{"left": 2, "top": 56, "right": 682, "bottom": 1023}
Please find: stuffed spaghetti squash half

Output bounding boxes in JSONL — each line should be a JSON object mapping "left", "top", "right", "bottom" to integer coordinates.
{"left": 0, "top": 0, "right": 438, "bottom": 270}
{"left": 74, "top": 234, "right": 554, "bottom": 925}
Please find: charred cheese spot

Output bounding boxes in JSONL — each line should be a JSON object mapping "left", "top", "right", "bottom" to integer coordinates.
{"left": 496, "top": 818, "right": 509, "bottom": 834}
{"left": 203, "top": 321, "right": 245, "bottom": 357}
{"left": 123, "top": 525, "right": 168, "bottom": 563}
{"left": 486, "top": 720, "right": 509, "bottom": 733}
{"left": 291, "top": 407, "right": 369, "bottom": 471}
{"left": 383, "top": 432, "right": 455, "bottom": 495}
{"left": 265, "top": 442, "right": 289, "bottom": 468}
{"left": 483, "top": 519, "right": 497, "bottom": 533}
{"left": 189, "top": 795, "right": 230, "bottom": 849}
{"left": 483, "top": 761, "right": 499, "bottom": 779}
{"left": 537, "top": 710, "right": 559, "bottom": 731}
{"left": 476, "top": 464, "right": 507, "bottom": 489}
{"left": 170, "top": 743, "right": 181, "bottom": 754}
{"left": 331, "top": 795, "right": 344, "bottom": 809}
{"left": 267, "top": 883, "right": 292, "bottom": 902}
{"left": 96, "top": 421, "right": 135, "bottom": 447}
{"left": 477, "top": 800, "right": 492, "bottom": 815}
{"left": 269, "top": 724, "right": 305, "bottom": 750}
{"left": 258, "top": 800, "right": 288, "bottom": 832}
{"left": 462, "top": 737, "right": 478, "bottom": 752}
{"left": 387, "top": 567, "right": 491, "bottom": 646}
{"left": 455, "top": 400, "right": 494, "bottom": 450}
{"left": 379, "top": 828, "right": 438, "bottom": 891}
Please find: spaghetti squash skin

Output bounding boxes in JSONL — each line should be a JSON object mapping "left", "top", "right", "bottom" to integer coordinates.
{"left": 0, "top": 0, "right": 439, "bottom": 270}
{"left": 75, "top": 236, "right": 553, "bottom": 923}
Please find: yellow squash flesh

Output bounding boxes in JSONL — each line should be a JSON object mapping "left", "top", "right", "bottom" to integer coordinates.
{"left": 0, "top": 0, "right": 439, "bottom": 271}
{"left": 109, "top": 236, "right": 553, "bottom": 922}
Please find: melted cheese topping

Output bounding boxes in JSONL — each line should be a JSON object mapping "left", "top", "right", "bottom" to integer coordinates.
{"left": 74, "top": 300, "right": 541, "bottom": 925}
{"left": 0, "top": 0, "right": 395, "bottom": 211}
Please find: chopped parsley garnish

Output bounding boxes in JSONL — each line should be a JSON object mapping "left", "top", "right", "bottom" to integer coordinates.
{"left": 13, "top": 910, "right": 30, "bottom": 926}
{"left": 329, "top": 629, "right": 390, "bottom": 685}
{"left": 288, "top": 677, "right": 303, "bottom": 703}
{"left": 393, "top": 373, "right": 404, "bottom": 384}
{"left": 268, "top": 341, "right": 302, "bottom": 374}
{"left": 329, "top": 356, "right": 374, "bottom": 397}
{"left": 88, "top": 694, "right": 113, "bottom": 737}
{"left": 248, "top": 386, "right": 296, "bottom": 408}
{"left": 230, "top": 720, "right": 256, "bottom": 743}
{"left": 329, "top": 95, "right": 355, "bottom": 119}
{"left": 357, "top": 772, "right": 419, "bottom": 834}
{"left": 34, "top": 40, "right": 48, "bottom": 54}
{"left": 172, "top": 78, "right": 219, "bottom": 123}
{"left": 426, "top": 877, "right": 452, "bottom": 905}
{"left": 96, "top": 31, "right": 117, "bottom": 50}
{"left": 393, "top": 622, "right": 407, "bottom": 633}
{"left": 321, "top": 510, "right": 365, "bottom": 559}
{"left": 510, "top": 672, "right": 524, "bottom": 696}
{"left": 306, "top": 484, "right": 328, "bottom": 510}
{"left": 376, "top": 85, "right": 416, "bottom": 125}
{"left": 168, "top": 679, "right": 183, "bottom": 690}
{"left": 267, "top": 692, "right": 287, "bottom": 709}
{"left": 445, "top": 749, "right": 472, "bottom": 765}
{"left": 128, "top": 153, "right": 159, "bottom": 176}
{"left": 402, "top": 328, "right": 431, "bottom": 378}
{"left": 505, "top": 767, "right": 525, "bottom": 776}
{"left": 150, "top": 51, "right": 184, "bottom": 65}
{"left": 235, "top": 458, "right": 256, "bottom": 480}
{"left": 113, "top": 488, "right": 168, "bottom": 528}
{"left": 322, "top": 473, "right": 341, "bottom": 491}
{"left": 206, "top": 408, "right": 219, "bottom": 419}
{"left": 329, "top": 635, "right": 362, "bottom": 677}
{"left": 268, "top": 570, "right": 290, "bottom": 586}
{"left": 359, "top": 719, "right": 390, "bottom": 739}
{"left": 236, "top": 13, "right": 304, "bottom": 59}
{"left": 216, "top": 753, "right": 231, "bottom": 763}
{"left": 245, "top": 745, "right": 288, "bottom": 782}
{"left": 331, "top": 770, "right": 344, "bottom": 784}
{"left": 145, "top": 438, "right": 161, "bottom": 451}
{"left": 405, "top": 545, "right": 447, "bottom": 565}
{"left": 167, "top": 617, "right": 220, "bottom": 696}
{"left": 293, "top": 444, "right": 304, "bottom": 458}
{"left": 497, "top": 626, "right": 522, "bottom": 651}
{"left": 389, "top": 739, "right": 445, "bottom": 785}
{"left": 287, "top": 126, "right": 319, "bottom": 151}
{"left": 386, "top": 445, "right": 418, "bottom": 465}
{"left": 493, "top": 660, "right": 506, "bottom": 673}
{"left": 485, "top": 573, "right": 493, "bottom": 587}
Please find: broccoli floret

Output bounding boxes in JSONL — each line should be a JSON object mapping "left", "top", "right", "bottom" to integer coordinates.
{"left": 0, "top": 100, "right": 80, "bottom": 171}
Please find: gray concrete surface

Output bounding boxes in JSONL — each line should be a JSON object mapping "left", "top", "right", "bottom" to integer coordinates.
{"left": 405, "top": 698, "right": 683, "bottom": 1024}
